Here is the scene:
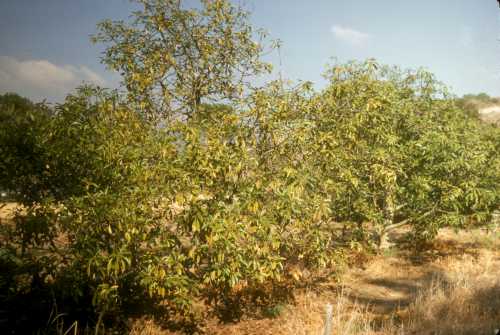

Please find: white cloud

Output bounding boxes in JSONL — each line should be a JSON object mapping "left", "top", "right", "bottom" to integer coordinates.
{"left": 0, "top": 56, "right": 106, "bottom": 102}
{"left": 331, "top": 25, "right": 370, "bottom": 46}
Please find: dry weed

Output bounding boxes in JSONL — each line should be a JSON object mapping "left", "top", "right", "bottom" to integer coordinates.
{"left": 403, "top": 251, "right": 500, "bottom": 335}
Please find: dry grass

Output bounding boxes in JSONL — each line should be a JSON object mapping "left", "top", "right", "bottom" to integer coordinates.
{"left": 278, "top": 251, "right": 499, "bottom": 335}
{"left": 129, "top": 291, "right": 380, "bottom": 335}
{"left": 269, "top": 290, "right": 380, "bottom": 335}
{"left": 402, "top": 250, "right": 500, "bottom": 335}
{"left": 128, "top": 229, "right": 500, "bottom": 335}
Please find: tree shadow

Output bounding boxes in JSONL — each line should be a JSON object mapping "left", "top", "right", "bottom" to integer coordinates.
{"left": 344, "top": 266, "right": 450, "bottom": 316}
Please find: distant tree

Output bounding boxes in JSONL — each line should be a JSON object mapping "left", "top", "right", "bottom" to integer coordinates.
{"left": 462, "top": 93, "right": 492, "bottom": 102}
{"left": 0, "top": 93, "right": 34, "bottom": 113}
{"left": 0, "top": 93, "right": 50, "bottom": 202}
{"left": 93, "top": 0, "right": 273, "bottom": 121}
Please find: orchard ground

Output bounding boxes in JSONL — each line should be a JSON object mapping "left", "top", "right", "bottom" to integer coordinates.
{"left": 479, "top": 105, "right": 500, "bottom": 124}
{"left": 132, "top": 227, "right": 500, "bottom": 335}
{"left": 2, "top": 203, "right": 499, "bottom": 335}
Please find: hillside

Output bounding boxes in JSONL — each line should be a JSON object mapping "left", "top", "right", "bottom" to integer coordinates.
{"left": 456, "top": 93, "right": 500, "bottom": 124}
{"left": 479, "top": 105, "right": 500, "bottom": 124}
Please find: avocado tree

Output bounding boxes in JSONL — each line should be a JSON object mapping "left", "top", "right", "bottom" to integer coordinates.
{"left": 0, "top": 93, "right": 54, "bottom": 204}
{"left": 312, "top": 60, "right": 500, "bottom": 248}
{"left": 93, "top": 0, "right": 273, "bottom": 121}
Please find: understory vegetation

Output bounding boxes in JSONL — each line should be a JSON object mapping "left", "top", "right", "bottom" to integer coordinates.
{"left": 0, "top": 0, "right": 499, "bottom": 333}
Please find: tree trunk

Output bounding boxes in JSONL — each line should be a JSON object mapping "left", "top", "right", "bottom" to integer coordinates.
{"left": 378, "top": 230, "right": 391, "bottom": 250}
{"left": 378, "top": 194, "right": 396, "bottom": 250}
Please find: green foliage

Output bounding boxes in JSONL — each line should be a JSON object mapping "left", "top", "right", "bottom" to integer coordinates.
{"left": 311, "top": 60, "right": 499, "bottom": 246}
{"left": 92, "top": 0, "right": 273, "bottom": 120}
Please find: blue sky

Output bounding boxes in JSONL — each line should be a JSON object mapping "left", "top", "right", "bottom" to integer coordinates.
{"left": 0, "top": 0, "right": 499, "bottom": 102}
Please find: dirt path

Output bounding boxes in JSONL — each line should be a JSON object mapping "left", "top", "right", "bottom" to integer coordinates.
{"left": 343, "top": 229, "right": 496, "bottom": 315}
{"left": 343, "top": 256, "right": 433, "bottom": 315}
{"left": 344, "top": 229, "right": 499, "bottom": 315}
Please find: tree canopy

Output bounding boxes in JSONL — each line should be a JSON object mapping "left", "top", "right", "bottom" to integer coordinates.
{"left": 93, "top": 0, "right": 273, "bottom": 121}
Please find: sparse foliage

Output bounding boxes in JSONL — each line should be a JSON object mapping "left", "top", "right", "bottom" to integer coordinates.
{"left": 93, "top": 0, "right": 273, "bottom": 121}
